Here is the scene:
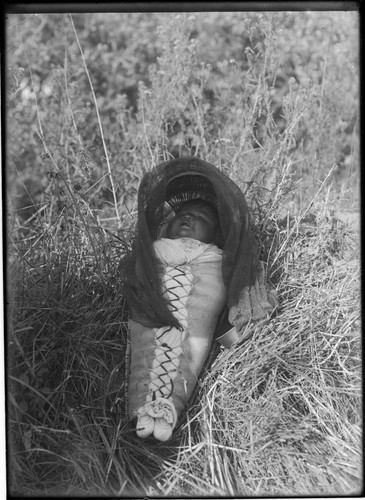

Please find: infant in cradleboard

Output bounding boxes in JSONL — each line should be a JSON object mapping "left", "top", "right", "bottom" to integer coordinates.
{"left": 121, "top": 157, "right": 278, "bottom": 441}
{"left": 128, "top": 199, "right": 227, "bottom": 440}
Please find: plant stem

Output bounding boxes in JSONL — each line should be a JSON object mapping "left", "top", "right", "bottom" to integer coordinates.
{"left": 69, "top": 14, "right": 121, "bottom": 227}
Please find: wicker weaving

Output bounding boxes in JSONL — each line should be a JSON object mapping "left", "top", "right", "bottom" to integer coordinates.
{"left": 120, "top": 157, "right": 278, "bottom": 441}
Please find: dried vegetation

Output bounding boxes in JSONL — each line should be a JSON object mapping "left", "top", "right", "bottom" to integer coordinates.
{"left": 6, "top": 10, "right": 361, "bottom": 497}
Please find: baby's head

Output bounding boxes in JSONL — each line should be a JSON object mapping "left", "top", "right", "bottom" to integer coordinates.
{"left": 166, "top": 199, "right": 219, "bottom": 244}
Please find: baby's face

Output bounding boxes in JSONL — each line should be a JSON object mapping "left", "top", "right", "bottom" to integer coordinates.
{"left": 166, "top": 201, "right": 218, "bottom": 244}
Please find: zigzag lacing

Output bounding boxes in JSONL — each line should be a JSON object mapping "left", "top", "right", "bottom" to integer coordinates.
{"left": 145, "top": 264, "right": 193, "bottom": 403}
{"left": 135, "top": 238, "right": 223, "bottom": 439}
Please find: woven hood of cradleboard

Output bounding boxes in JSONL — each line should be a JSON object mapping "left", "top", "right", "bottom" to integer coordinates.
{"left": 120, "top": 157, "right": 259, "bottom": 329}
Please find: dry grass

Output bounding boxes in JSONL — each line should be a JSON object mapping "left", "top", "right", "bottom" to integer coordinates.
{"left": 6, "top": 11, "right": 361, "bottom": 498}
{"left": 184, "top": 207, "right": 361, "bottom": 496}
{"left": 7, "top": 192, "right": 361, "bottom": 497}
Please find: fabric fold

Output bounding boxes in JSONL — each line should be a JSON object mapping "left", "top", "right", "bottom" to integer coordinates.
{"left": 228, "top": 261, "right": 278, "bottom": 331}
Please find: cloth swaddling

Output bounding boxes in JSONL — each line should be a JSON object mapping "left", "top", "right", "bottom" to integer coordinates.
{"left": 128, "top": 237, "right": 227, "bottom": 440}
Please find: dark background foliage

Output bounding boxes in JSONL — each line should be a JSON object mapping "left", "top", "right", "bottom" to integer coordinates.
{"left": 6, "top": 11, "right": 359, "bottom": 230}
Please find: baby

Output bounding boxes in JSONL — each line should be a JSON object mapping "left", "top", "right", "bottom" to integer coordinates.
{"left": 127, "top": 199, "right": 231, "bottom": 441}
{"left": 164, "top": 199, "right": 219, "bottom": 244}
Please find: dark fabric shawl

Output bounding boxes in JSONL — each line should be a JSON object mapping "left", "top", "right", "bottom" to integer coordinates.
{"left": 120, "top": 157, "right": 260, "bottom": 329}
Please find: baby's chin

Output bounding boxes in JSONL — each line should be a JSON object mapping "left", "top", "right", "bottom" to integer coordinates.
{"left": 178, "top": 227, "right": 195, "bottom": 237}
{"left": 169, "top": 234, "right": 208, "bottom": 244}
{"left": 168, "top": 226, "right": 194, "bottom": 239}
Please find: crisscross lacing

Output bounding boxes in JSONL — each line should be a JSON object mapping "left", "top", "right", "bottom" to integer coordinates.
{"left": 145, "top": 264, "right": 193, "bottom": 402}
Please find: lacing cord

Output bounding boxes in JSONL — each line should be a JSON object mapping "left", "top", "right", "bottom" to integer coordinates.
{"left": 136, "top": 264, "right": 192, "bottom": 440}
{"left": 162, "top": 265, "right": 191, "bottom": 326}
{"left": 146, "top": 326, "right": 184, "bottom": 401}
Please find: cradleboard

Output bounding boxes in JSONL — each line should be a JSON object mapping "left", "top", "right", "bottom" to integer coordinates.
{"left": 120, "top": 157, "right": 278, "bottom": 441}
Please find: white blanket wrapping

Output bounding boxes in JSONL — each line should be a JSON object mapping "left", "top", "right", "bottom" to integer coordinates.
{"left": 153, "top": 237, "right": 223, "bottom": 266}
{"left": 128, "top": 237, "right": 227, "bottom": 440}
